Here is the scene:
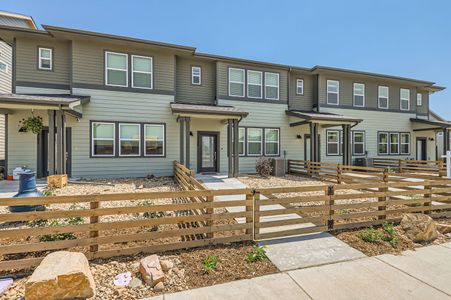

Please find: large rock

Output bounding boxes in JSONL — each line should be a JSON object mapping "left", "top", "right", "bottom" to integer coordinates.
{"left": 139, "top": 255, "right": 164, "bottom": 287}
{"left": 400, "top": 213, "right": 438, "bottom": 242}
{"left": 437, "top": 223, "right": 451, "bottom": 234}
{"left": 25, "top": 251, "right": 96, "bottom": 300}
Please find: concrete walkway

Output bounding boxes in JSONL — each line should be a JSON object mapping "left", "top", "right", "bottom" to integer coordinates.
{"left": 145, "top": 243, "right": 451, "bottom": 300}
{"left": 197, "top": 174, "right": 365, "bottom": 271}
{"left": 0, "top": 180, "right": 47, "bottom": 198}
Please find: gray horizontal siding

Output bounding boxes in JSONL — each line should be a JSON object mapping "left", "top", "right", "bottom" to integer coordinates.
{"left": 0, "top": 114, "right": 4, "bottom": 160}
{"left": 175, "top": 57, "right": 215, "bottom": 105}
{"left": 0, "top": 41, "right": 12, "bottom": 94}
{"left": 0, "top": 15, "right": 30, "bottom": 28}
{"left": 289, "top": 73, "right": 314, "bottom": 111}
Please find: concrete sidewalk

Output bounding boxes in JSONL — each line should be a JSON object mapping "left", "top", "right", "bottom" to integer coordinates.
{"left": 145, "top": 243, "right": 451, "bottom": 300}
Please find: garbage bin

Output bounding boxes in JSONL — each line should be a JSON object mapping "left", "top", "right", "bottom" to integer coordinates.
{"left": 9, "top": 170, "right": 45, "bottom": 212}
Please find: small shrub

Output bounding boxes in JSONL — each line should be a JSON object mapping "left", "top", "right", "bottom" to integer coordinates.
{"left": 358, "top": 227, "right": 383, "bottom": 243}
{"left": 28, "top": 218, "right": 48, "bottom": 227}
{"left": 38, "top": 220, "right": 77, "bottom": 242}
{"left": 137, "top": 200, "right": 165, "bottom": 219}
{"left": 202, "top": 255, "right": 218, "bottom": 273}
{"left": 42, "top": 188, "right": 56, "bottom": 197}
{"left": 246, "top": 245, "right": 268, "bottom": 262}
{"left": 256, "top": 156, "right": 273, "bottom": 177}
{"left": 381, "top": 222, "right": 398, "bottom": 246}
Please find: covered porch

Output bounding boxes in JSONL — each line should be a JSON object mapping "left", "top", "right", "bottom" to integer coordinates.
{"left": 411, "top": 118, "right": 451, "bottom": 161}
{"left": 171, "top": 103, "right": 248, "bottom": 178}
{"left": 286, "top": 110, "right": 362, "bottom": 165}
{"left": 0, "top": 93, "right": 90, "bottom": 177}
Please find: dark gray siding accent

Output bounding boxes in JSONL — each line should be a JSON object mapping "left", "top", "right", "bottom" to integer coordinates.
{"left": 416, "top": 92, "right": 429, "bottom": 116}
{"left": 289, "top": 73, "right": 314, "bottom": 111}
{"left": 175, "top": 57, "right": 215, "bottom": 104}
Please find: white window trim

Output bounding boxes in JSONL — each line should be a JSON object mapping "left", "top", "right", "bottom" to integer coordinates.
{"left": 353, "top": 83, "right": 365, "bottom": 107}
{"left": 390, "top": 132, "right": 400, "bottom": 154}
{"left": 38, "top": 47, "right": 52, "bottom": 70}
{"left": 400, "top": 88, "right": 410, "bottom": 111}
{"left": 247, "top": 128, "right": 263, "bottom": 156}
{"left": 264, "top": 128, "right": 280, "bottom": 156}
{"left": 327, "top": 130, "right": 340, "bottom": 155}
{"left": 119, "top": 123, "right": 141, "bottom": 157}
{"left": 105, "top": 51, "right": 128, "bottom": 87}
{"left": 228, "top": 68, "right": 245, "bottom": 97}
{"left": 191, "top": 66, "right": 201, "bottom": 85}
{"left": 400, "top": 133, "right": 410, "bottom": 155}
{"left": 378, "top": 86, "right": 389, "bottom": 109}
{"left": 416, "top": 93, "right": 422, "bottom": 106}
{"left": 352, "top": 131, "right": 365, "bottom": 156}
{"left": 247, "top": 70, "right": 263, "bottom": 99}
{"left": 131, "top": 55, "right": 153, "bottom": 89}
{"left": 238, "top": 127, "right": 245, "bottom": 156}
{"left": 326, "top": 80, "right": 339, "bottom": 105}
{"left": 296, "top": 79, "right": 304, "bottom": 95}
{"left": 144, "top": 124, "right": 165, "bottom": 157}
{"left": 0, "top": 61, "right": 8, "bottom": 73}
{"left": 378, "top": 132, "right": 389, "bottom": 155}
{"left": 92, "top": 122, "right": 115, "bottom": 157}
{"left": 264, "top": 72, "right": 280, "bottom": 100}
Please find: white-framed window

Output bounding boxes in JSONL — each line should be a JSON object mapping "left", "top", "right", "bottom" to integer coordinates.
{"left": 327, "top": 130, "right": 340, "bottom": 155}
{"left": 400, "top": 88, "right": 410, "bottom": 111}
{"left": 247, "top": 70, "right": 262, "bottom": 99}
{"left": 0, "top": 61, "right": 7, "bottom": 73}
{"left": 378, "top": 86, "right": 389, "bottom": 109}
{"left": 353, "top": 83, "right": 365, "bottom": 107}
{"left": 191, "top": 66, "right": 201, "bottom": 85}
{"left": 378, "top": 132, "right": 389, "bottom": 155}
{"left": 92, "top": 122, "right": 115, "bottom": 157}
{"left": 327, "top": 80, "right": 339, "bottom": 105}
{"left": 238, "top": 127, "right": 245, "bottom": 156}
{"left": 400, "top": 133, "right": 410, "bottom": 155}
{"left": 265, "top": 128, "right": 279, "bottom": 156}
{"left": 105, "top": 52, "right": 128, "bottom": 87}
{"left": 144, "top": 124, "right": 165, "bottom": 156}
{"left": 131, "top": 55, "right": 152, "bottom": 89}
{"left": 296, "top": 79, "right": 304, "bottom": 95}
{"left": 416, "top": 93, "right": 422, "bottom": 106}
{"left": 390, "top": 132, "right": 399, "bottom": 154}
{"left": 229, "top": 68, "right": 245, "bottom": 97}
{"left": 119, "top": 123, "right": 141, "bottom": 156}
{"left": 352, "top": 131, "right": 365, "bottom": 156}
{"left": 265, "top": 72, "right": 279, "bottom": 100}
{"left": 38, "top": 47, "right": 52, "bottom": 70}
{"left": 247, "top": 128, "right": 262, "bottom": 156}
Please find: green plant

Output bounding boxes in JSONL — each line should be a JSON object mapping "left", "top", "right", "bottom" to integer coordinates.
{"left": 138, "top": 200, "right": 165, "bottom": 219}
{"left": 202, "top": 255, "right": 218, "bottom": 273}
{"left": 358, "top": 226, "right": 383, "bottom": 243}
{"left": 38, "top": 220, "right": 77, "bottom": 242}
{"left": 381, "top": 222, "right": 398, "bottom": 246}
{"left": 246, "top": 245, "right": 268, "bottom": 262}
{"left": 19, "top": 114, "right": 44, "bottom": 134}
{"left": 28, "top": 218, "right": 48, "bottom": 227}
{"left": 42, "top": 188, "right": 56, "bottom": 197}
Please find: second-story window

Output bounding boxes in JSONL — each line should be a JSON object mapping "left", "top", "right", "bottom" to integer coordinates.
{"left": 417, "top": 93, "right": 422, "bottom": 106}
{"left": 229, "top": 68, "right": 245, "bottom": 97}
{"left": 378, "top": 86, "right": 389, "bottom": 109}
{"left": 38, "top": 47, "right": 52, "bottom": 70}
{"left": 327, "top": 80, "right": 339, "bottom": 105}
{"left": 191, "top": 66, "right": 201, "bottom": 85}
{"left": 296, "top": 79, "right": 304, "bottom": 95}
{"left": 353, "top": 83, "right": 365, "bottom": 107}
{"left": 247, "top": 70, "right": 262, "bottom": 98}
{"left": 265, "top": 72, "right": 279, "bottom": 100}
{"left": 400, "top": 88, "right": 410, "bottom": 111}
{"left": 132, "top": 55, "right": 153, "bottom": 89}
{"left": 106, "top": 52, "right": 128, "bottom": 87}
{"left": 0, "top": 61, "right": 7, "bottom": 73}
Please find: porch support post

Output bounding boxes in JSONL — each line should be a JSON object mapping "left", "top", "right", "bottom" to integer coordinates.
{"left": 179, "top": 117, "right": 185, "bottom": 165}
{"left": 47, "top": 110, "right": 56, "bottom": 175}
{"left": 227, "top": 119, "right": 233, "bottom": 178}
{"left": 444, "top": 128, "right": 450, "bottom": 158}
{"left": 310, "top": 122, "right": 319, "bottom": 162}
{"left": 185, "top": 117, "right": 191, "bottom": 168}
{"left": 342, "top": 124, "right": 352, "bottom": 165}
{"left": 233, "top": 118, "right": 239, "bottom": 177}
{"left": 55, "top": 110, "right": 65, "bottom": 174}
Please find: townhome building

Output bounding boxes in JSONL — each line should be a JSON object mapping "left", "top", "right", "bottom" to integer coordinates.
{"left": 0, "top": 20, "right": 449, "bottom": 179}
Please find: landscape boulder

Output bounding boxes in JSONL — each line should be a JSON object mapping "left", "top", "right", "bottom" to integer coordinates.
{"left": 139, "top": 255, "right": 164, "bottom": 287}
{"left": 400, "top": 213, "right": 438, "bottom": 242}
{"left": 25, "top": 251, "right": 96, "bottom": 300}
{"left": 437, "top": 223, "right": 451, "bottom": 235}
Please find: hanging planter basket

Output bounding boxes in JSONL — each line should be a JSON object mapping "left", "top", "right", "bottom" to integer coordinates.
{"left": 19, "top": 114, "right": 44, "bottom": 134}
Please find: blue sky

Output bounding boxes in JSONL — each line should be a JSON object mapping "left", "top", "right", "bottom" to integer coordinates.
{"left": 3, "top": 0, "right": 451, "bottom": 118}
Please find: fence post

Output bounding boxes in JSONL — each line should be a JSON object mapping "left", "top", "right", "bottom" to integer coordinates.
{"left": 399, "top": 159, "right": 403, "bottom": 173}
{"left": 337, "top": 164, "right": 342, "bottom": 184}
{"left": 378, "top": 170, "right": 388, "bottom": 220}
{"left": 253, "top": 191, "right": 260, "bottom": 240}
{"left": 327, "top": 185, "right": 335, "bottom": 230}
{"left": 307, "top": 160, "right": 311, "bottom": 177}
{"left": 89, "top": 200, "right": 100, "bottom": 254}
{"left": 206, "top": 192, "right": 214, "bottom": 239}
{"left": 438, "top": 160, "right": 444, "bottom": 177}
{"left": 424, "top": 184, "right": 432, "bottom": 215}
{"left": 245, "top": 192, "right": 253, "bottom": 237}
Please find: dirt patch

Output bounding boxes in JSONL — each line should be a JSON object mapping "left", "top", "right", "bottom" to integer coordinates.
{"left": 2, "top": 242, "right": 278, "bottom": 300}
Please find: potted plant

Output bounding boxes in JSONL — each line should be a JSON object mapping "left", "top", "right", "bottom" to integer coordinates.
{"left": 19, "top": 113, "right": 43, "bottom": 134}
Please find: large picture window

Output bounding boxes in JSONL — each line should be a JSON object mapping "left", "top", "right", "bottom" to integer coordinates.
{"left": 378, "top": 86, "right": 389, "bottom": 109}
{"left": 327, "top": 80, "right": 339, "bottom": 105}
{"left": 132, "top": 55, "right": 153, "bottom": 89}
{"left": 400, "top": 88, "right": 410, "bottom": 111}
{"left": 247, "top": 70, "right": 262, "bottom": 98}
{"left": 92, "top": 122, "right": 115, "bottom": 157}
{"left": 265, "top": 72, "right": 279, "bottom": 100}
{"left": 353, "top": 83, "right": 365, "bottom": 107}
{"left": 119, "top": 123, "right": 140, "bottom": 156}
{"left": 247, "top": 128, "right": 263, "bottom": 156}
{"left": 378, "top": 131, "right": 409, "bottom": 155}
{"left": 229, "top": 68, "right": 245, "bottom": 97}
{"left": 106, "top": 52, "right": 128, "bottom": 87}
{"left": 145, "top": 124, "right": 165, "bottom": 156}
{"left": 352, "top": 131, "right": 365, "bottom": 156}
{"left": 265, "top": 128, "right": 280, "bottom": 156}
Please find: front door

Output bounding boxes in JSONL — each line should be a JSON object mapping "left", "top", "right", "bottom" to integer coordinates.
{"left": 198, "top": 132, "right": 219, "bottom": 173}
{"left": 416, "top": 137, "right": 427, "bottom": 160}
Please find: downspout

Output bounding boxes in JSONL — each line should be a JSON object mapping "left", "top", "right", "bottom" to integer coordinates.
{"left": 287, "top": 68, "right": 291, "bottom": 109}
